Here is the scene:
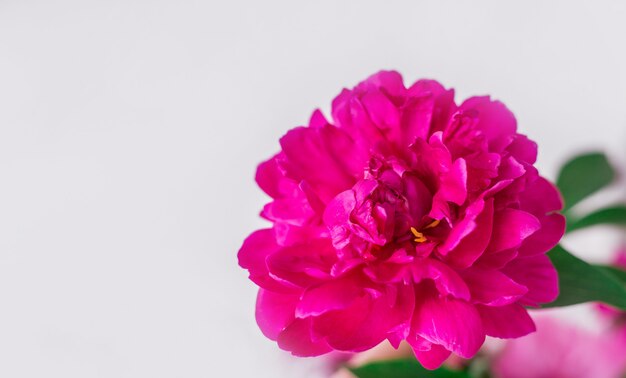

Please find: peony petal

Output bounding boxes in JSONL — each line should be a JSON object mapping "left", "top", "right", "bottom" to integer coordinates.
{"left": 331, "top": 90, "right": 386, "bottom": 152}
{"left": 407, "top": 79, "right": 456, "bottom": 136}
{"left": 265, "top": 239, "right": 336, "bottom": 288}
{"left": 443, "top": 198, "right": 494, "bottom": 269}
{"left": 425, "top": 133, "right": 468, "bottom": 220}
{"left": 323, "top": 189, "right": 357, "bottom": 249}
{"left": 255, "top": 289, "right": 298, "bottom": 340}
{"left": 476, "top": 303, "right": 536, "bottom": 338}
{"left": 261, "top": 197, "right": 315, "bottom": 227}
{"left": 497, "top": 156, "right": 526, "bottom": 182}
{"left": 399, "top": 93, "right": 436, "bottom": 145}
{"left": 502, "top": 254, "right": 559, "bottom": 307}
{"left": 238, "top": 229, "right": 292, "bottom": 292}
{"left": 487, "top": 209, "right": 541, "bottom": 253}
{"left": 465, "top": 152, "right": 502, "bottom": 192}
{"left": 459, "top": 97, "right": 517, "bottom": 151}
{"left": 272, "top": 223, "right": 327, "bottom": 247}
{"left": 255, "top": 154, "right": 298, "bottom": 199}
{"left": 308, "top": 109, "right": 329, "bottom": 128}
{"left": 506, "top": 134, "right": 538, "bottom": 164}
{"left": 238, "top": 229, "right": 277, "bottom": 272}
{"left": 462, "top": 269, "right": 528, "bottom": 306}
{"left": 279, "top": 125, "right": 363, "bottom": 203}
{"left": 340, "top": 70, "right": 410, "bottom": 149}
{"left": 518, "top": 213, "right": 566, "bottom": 257}
{"left": 407, "top": 335, "right": 452, "bottom": 370}
{"left": 519, "top": 176, "right": 564, "bottom": 214}
{"left": 439, "top": 199, "right": 485, "bottom": 254}
{"left": 413, "top": 258, "right": 470, "bottom": 300}
{"left": 442, "top": 158, "right": 468, "bottom": 205}
{"left": 412, "top": 285, "right": 485, "bottom": 358}
{"left": 363, "top": 256, "right": 413, "bottom": 284}
{"left": 295, "top": 274, "right": 364, "bottom": 317}
{"left": 475, "top": 248, "right": 518, "bottom": 270}
{"left": 360, "top": 90, "right": 401, "bottom": 133}
{"left": 277, "top": 318, "right": 332, "bottom": 356}
{"left": 415, "top": 344, "right": 452, "bottom": 370}
{"left": 313, "top": 295, "right": 383, "bottom": 352}
{"left": 358, "top": 70, "right": 407, "bottom": 99}
{"left": 348, "top": 179, "right": 394, "bottom": 245}
{"left": 402, "top": 173, "right": 433, "bottom": 223}
{"left": 313, "top": 284, "right": 414, "bottom": 352}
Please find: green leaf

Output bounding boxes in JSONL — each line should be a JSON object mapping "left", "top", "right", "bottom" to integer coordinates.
{"left": 349, "top": 358, "right": 470, "bottom": 378}
{"left": 546, "top": 245, "right": 626, "bottom": 309}
{"left": 556, "top": 152, "right": 615, "bottom": 211}
{"left": 566, "top": 205, "right": 626, "bottom": 232}
{"left": 600, "top": 265, "right": 626, "bottom": 285}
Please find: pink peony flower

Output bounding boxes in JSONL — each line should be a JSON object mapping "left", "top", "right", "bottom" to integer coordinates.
{"left": 492, "top": 316, "right": 626, "bottom": 378}
{"left": 238, "top": 71, "right": 565, "bottom": 369}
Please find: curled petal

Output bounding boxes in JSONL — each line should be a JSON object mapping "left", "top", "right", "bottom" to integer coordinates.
{"left": 407, "top": 335, "right": 452, "bottom": 370}
{"left": 413, "top": 258, "right": 470, "bottom": 300}
{"left": 277, "top": 318, "right": 332, "bottom": 356}
{"left": 323, "top": 190, "right": 357, "bottom": 249}
{"left": 412, "top": 285, "right": 485, "bottom": 358}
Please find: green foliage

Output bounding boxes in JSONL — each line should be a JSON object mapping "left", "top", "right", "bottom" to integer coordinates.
{"left": 546, "top": 245, "right": 626, "bottom": 309}
{"left": 349, "top": 358, "right": 471, "bottom": 378}
{"left": 566, "top": 205, "right": 626, "bottom": 232}
{"left": 556, "top": 152, "right": 615, "bottom": 211}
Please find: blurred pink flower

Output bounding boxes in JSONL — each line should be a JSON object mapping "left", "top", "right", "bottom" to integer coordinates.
{"left": 238, "top": 71, "right": 565, "bottom": 369}
{"left": 597, "top": 247, "right": 626, "bottom": 336}
{"left": 493, "top": 316, "right": 626, "bottom": 378}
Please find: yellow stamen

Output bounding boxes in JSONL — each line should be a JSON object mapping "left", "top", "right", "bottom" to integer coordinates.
{"left": 410, "top": 227, "right": 427, "bottom": 243}
{"left": 424, "top": 219, "right": 441, "bottom": 229}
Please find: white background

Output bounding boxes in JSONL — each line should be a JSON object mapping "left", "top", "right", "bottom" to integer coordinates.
{"left": 0, "top": 1, "right": 625, "bottom": 377}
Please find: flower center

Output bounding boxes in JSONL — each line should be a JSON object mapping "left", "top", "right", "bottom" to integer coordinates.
{"left": 409, "top": 219, "right": 440, "bottom": 243}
